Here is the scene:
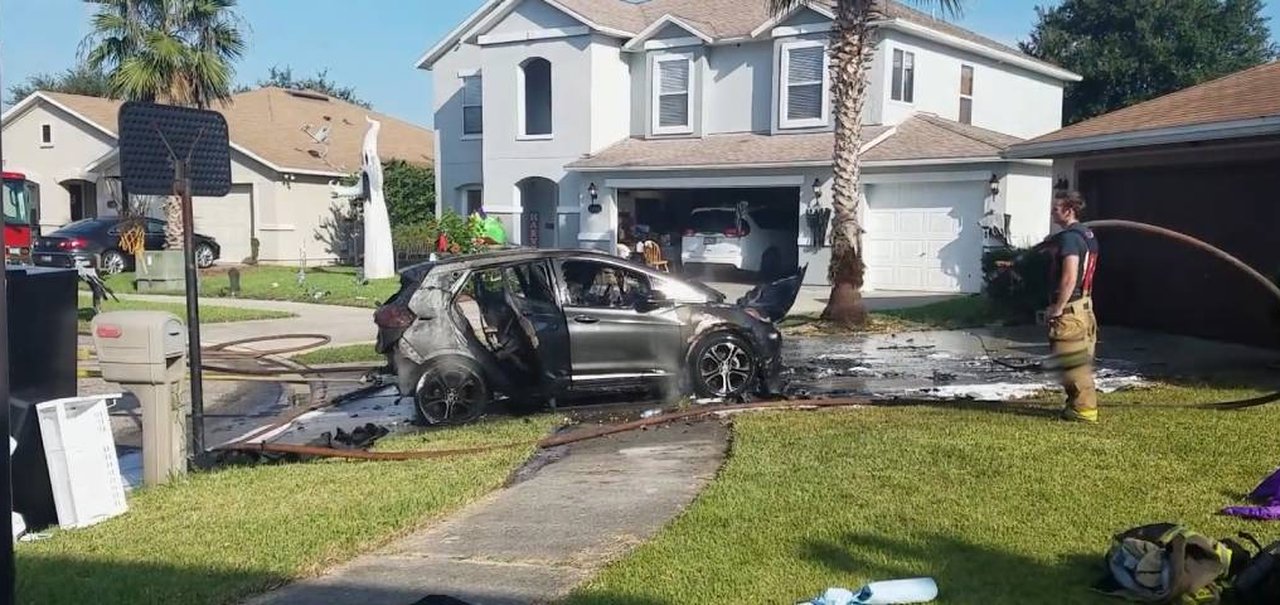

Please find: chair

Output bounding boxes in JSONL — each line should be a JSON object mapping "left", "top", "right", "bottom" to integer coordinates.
{"left": 641, "top": 240, "right": 670, "bottom": 273}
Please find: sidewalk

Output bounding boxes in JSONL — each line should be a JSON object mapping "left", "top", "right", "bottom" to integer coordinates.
{"left": 245, "top": 421, "right": 729, "bottom": 605}
{"left": 110, "top": 293, "right": 376, "bottom": 348}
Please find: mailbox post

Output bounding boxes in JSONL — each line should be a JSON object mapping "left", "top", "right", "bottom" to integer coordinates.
{"left": 90, "top": 311, "right": 189, "bottom": 486}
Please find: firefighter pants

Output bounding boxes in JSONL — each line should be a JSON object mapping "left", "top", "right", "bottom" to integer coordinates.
{"left": 1048, "top": 297, "right": 1098, "bottom": 421}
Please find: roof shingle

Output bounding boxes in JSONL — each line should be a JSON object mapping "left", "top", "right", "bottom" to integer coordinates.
{"left": 1016, "top": 61, "right": 1280, "bottom": 148}
{"left": 567, "top": 114, "right": 1019, "bottom": 171}
{"left": 39, "top": 88, "right": 434, "bottom": 175}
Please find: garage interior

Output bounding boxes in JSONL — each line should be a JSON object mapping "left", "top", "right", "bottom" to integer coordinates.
{"left": 1079, "top": 156, "right": 1280, "bottom": 348}
{"left": 616, "top": 187, "right": 799, "bottom": 281}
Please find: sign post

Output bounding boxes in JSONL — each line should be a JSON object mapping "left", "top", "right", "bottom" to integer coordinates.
{"left": 118, "top": 102, "right": 231, "bottom": 461}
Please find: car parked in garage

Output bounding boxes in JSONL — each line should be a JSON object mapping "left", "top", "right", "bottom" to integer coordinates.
{"left": 32, "top": 218, "right": 221, "bottom": 273}
{"left": 373, "top": 249, "right": 804, "bottom": 425}
{"left": 681, "top": 206, "right": 796, "bottom": 277}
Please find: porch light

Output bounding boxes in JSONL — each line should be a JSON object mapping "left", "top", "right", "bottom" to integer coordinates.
{"left": 587, "top": 182, "right": 602, "bottom": 214}
{"left": 812, "top": 178, "right": 822, "bottom": 201}
{"left": 989, "top": 174, "right": 1000, "bottom": 197}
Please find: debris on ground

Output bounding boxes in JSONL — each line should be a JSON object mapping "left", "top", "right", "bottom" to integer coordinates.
{"left": 1221, "top": 465, "right": 1280, "bottom": 520}
{"left": 315, "top": 422, "right": 390, "bottom": 450}
{"left": 800, "top": 577, "right": 938, "bottom": 604}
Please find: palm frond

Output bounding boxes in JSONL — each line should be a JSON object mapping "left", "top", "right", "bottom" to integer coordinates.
{"left": 767, "top": 0, "right": 807, "bottom": 17}
{"left": 900, "top": 0, "right": 966, "bottom": 19}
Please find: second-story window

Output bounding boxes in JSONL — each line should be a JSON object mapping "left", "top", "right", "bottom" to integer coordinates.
{"left": 959, "top": 64, "right": 974, "bottom": 124}
{"left": 462, "top": 75, "right": 483, "bottom": 136}
{"left": 519, "top": 57, "right": 553, "bottom": 138}
{"left": 891, "top": 48, "right": 915, "bottom": 103}
{"left": 652, "top": 52, "right": 693, "bottom": 135}
{"left": 780, "top": 40, "right": 829, "bottom": 129}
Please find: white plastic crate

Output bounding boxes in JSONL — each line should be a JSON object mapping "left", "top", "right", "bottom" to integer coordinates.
{"left": 36, "top": 395, "right": 129, "bottom": 529}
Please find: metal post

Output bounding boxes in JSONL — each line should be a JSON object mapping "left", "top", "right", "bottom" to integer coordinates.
{"left": 175, "top": 160, "right": 205, "bottom": 456}
{"left": 0, "top": 33, "right": 16, "bottom": 604}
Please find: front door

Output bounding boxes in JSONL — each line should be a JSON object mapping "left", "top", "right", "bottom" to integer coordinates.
{"left": 555, "top": 259, "right": 684, "bottom": 381}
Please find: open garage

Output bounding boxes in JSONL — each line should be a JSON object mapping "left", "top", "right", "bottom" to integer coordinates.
{"left": 616, "top": 186, "right": 800, "bottom": 279}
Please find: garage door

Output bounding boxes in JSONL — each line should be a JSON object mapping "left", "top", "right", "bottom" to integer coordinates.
{"left": 864, "top": 181, "right": 986, "bottom": 293}
{"left": 192, "top": 183, "right": 252, "bottom": 264}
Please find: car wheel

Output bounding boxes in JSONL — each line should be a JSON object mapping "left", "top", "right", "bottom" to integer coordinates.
{"left": 195, "top": 243, "right": 216, "bottom": 268}
{"left": 689, "top": 332, "right": 758, "bottom": 399}
{"left": 414, "top": 358, "right": 490, "bottom": 426}
{"left": 100, "top": 249, "right": 127, "bottom": 275}
{"left": 759, "top": 248, "right": 781, "bottom": 279}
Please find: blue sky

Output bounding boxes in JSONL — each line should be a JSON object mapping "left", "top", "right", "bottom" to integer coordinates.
{"left": 3, "top": 0, "right": 1278, "bottom": 127}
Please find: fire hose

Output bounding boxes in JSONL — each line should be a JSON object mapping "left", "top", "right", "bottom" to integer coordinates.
{"left": 203, "top": 220, "right": 1280, "bottom": 462}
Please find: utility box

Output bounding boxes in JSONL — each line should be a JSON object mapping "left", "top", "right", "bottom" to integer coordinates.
{"left": 91, "top": 311, "right": 189, "bottom": 485}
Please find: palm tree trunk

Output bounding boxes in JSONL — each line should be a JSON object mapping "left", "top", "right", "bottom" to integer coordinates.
{"left": 820, "top": 0, "right": 876, "bottom": 325}
{"left": 164, "top": 195, "right": 183, "bottom": 249}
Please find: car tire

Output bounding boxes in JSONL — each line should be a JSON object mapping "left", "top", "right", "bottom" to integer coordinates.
{"left": 688, "top": 332, "right": 758, "bottom": 399}
{"left": 100, "top": 249, "right": 128, "bottom": 275}
{"left": 195, "top": 242, "right": 217, "bottom": 268}
{"left": 759, "top": 248, "right": 781, "bottom": 279}
{"left": 414, "top": 357, "right": 491, "bottom": 426}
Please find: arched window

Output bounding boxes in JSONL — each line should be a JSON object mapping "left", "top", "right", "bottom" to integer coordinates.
{"left": 519, "top": 57, "right": 553, "bottom": 137}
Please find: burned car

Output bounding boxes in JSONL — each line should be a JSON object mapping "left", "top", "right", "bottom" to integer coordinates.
{"left": 373, "top": 249, "right": 803, "bottom": 425}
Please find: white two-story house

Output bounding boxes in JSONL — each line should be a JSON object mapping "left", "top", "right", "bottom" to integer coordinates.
{"left": 417, "top": 0, "right": 1080, "bottom": 292}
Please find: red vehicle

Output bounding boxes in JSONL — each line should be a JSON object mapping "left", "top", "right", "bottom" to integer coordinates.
{"left": 3, "top": 171, "right": 38, "bottom": 264}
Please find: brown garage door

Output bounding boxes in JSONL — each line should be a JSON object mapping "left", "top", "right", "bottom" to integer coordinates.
{"left": 1079, "top": 160, "right": 1280, "bottom": 347}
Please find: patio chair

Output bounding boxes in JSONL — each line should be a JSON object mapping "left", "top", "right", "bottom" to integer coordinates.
{"left": 641, "top": 240, "right": 670, "bottom": 272}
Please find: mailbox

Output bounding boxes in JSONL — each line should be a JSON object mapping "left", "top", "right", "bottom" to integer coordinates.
{"left": 89, "top": 311, "right": 189, "bottom": 485}
{"left": 92, "top": 311, "right": 186, "bottom": 384}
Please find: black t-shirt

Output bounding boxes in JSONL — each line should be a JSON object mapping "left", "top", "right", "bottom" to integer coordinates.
{"left": 1049, "top": 223, "right": 1099, "bottom": 302}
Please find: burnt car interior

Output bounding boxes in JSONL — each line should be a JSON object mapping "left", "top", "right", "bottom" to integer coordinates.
{"left": 561, "top": 260, "right": 652, "bottom": 309}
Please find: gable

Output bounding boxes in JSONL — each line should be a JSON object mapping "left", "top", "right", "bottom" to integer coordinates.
{"left": 776, "top": 6, "right": 831, "bottom": 29}
{"left": 650, "top": 23, "right": 700, "bottom": 41}
{"left": 485, "top": 0, "right": 584, "bottom": 36}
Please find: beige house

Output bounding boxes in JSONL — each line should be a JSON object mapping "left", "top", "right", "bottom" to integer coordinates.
{"left": 1, "top": 87, "right": 434, "bottom": 264}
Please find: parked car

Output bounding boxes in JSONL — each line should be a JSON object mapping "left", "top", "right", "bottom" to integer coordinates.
{"left": 373, "top": 249, "right": 804, "bottom": 425}
{"left": 681, "top": 206, "right": 796, "bottom": 277}
{"left": 33, "top": 218, "right": 221, "bottom": 274}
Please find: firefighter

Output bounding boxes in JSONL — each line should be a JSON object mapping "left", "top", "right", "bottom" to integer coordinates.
{"left": 1045, "top": 190, "right": 1100, "bottom": 422}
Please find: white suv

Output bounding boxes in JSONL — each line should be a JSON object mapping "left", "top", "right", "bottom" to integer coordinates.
{"left": 680, "top": 207, "right": 795, "bottom": 277}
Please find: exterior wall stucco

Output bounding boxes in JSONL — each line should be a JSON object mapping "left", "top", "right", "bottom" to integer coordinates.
{"left": 1, "top": 102, "right": 116, "bottom": 230}
{"left": 487, "top": 0, "right": 580, "bottom": 35}
{"left": 433, "top": 40, "right": 486, "bottom": 216}
{"left": 1002, "top": 163, "right": 1054, "bottom": 248}
{"left": 706, "top": 41, "right": 774, "bottom": 134}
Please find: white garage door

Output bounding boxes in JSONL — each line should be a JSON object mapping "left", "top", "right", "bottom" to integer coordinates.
{"left": 192, "top": 184, "right": 252, "bottom": 264}
{"left": 864, "top": 180, "right": 986, "bottom": 293}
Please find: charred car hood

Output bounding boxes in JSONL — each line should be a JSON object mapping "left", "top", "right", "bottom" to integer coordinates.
{"left": 734, "top": 265, "right": 807, "bottom": 323}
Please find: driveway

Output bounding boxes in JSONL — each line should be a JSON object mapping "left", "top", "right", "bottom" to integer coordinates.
{"left": 704, "top": 281, "right": 957, "bottom": 316}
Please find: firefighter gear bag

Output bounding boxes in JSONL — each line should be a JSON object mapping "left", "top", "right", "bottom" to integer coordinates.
{"left": 1226, "top": 536, "right": 1280, "bottom": 605}
{"left": 1094, "top": 524, "right": 1236, "bottom": 604}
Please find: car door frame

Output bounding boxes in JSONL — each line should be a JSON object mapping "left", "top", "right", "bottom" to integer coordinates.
{"left": 550, "top": 256, "right": 685, "bottom": 385}
{"left": 498, "top": 259, "right": 572, "bottom": 397}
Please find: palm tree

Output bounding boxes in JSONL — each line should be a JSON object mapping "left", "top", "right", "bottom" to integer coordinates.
{"left": 81, "top": 0, "right": 246, "bottom": 249}
{"left": 768, "top": 0, "right": 963, "bottom": 325}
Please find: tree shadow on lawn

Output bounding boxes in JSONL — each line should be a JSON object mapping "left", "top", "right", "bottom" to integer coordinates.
{"left": 803, "top": 532, "right": 1103, "bottom": 604}
{"left": 18, "top": 554, "right": 289, "bottom": 605}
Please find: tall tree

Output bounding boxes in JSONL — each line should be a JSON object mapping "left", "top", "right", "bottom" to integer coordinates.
{"left": 80, "top": 0, "right": 247, "bottom": 248}
{"left": 768, "top": 0, "right": 963, "bottom": 325}
{"left": 246, "top": 66, "right": 372, "bottom": 108}
{"left": 7, "top": 64, "right": 113, "bottom": 105}
{"left": 1021, "top": 0, "right": 1277, "bottom": 125}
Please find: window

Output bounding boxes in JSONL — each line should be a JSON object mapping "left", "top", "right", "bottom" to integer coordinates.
{"left": 561, "top": 260, "right": 651, "bottom": 309}
{"left": 652, "top": 53, "right": 693, "bottom": 134}
{"left": 780, "top": 40, "right": 829, "bottom": 128}
{"left": 891, "top": 49, "right": 915, "bottom": 103}
{"left": 519, "top": 58, "right": 553, "bottom": 138}
{"left": 145, "top": 219, "right": 166, "bottom": 235}
{"left": 507, "top": 262, "right": 556, "bottom": 307}
{"left": 39, "top": 123, "right": 53, "bottom": 146}
{"left": 461, "top": 75, "right": 483, "bottom": 136}
{"left": 463, "top": 187, "right": 483, "bottom": 215}
{"left": 959, "top": 64, "right": 974, "bottom": 125}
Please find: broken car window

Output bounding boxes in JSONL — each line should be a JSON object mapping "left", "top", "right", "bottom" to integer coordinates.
{"left": 561, "top": 260, "right": 651, "bottom": 309}
{"left": 506, "top": 262, "right": 556, "bottom": 306}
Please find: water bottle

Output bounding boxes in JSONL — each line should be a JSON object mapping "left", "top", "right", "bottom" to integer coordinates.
{"left": 854, "top": 578, "right": 938, "bottom": 604}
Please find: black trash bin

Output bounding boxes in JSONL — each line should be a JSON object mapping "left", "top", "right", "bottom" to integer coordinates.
{"left": 6, "top": 265, "right": 78, "bottom": 529}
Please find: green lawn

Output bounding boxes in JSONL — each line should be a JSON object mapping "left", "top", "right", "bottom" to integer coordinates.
{"left": 782, "top": 295, "right": 1010, "bottom": 336}
{"left": 79, "top": 295, "right": 295, "bottom": 333}
{"left": 292, "top": 343, "right": 382, "bottom": 365}
{"left": 18, "top": 415, "right": 563, "bottom": 605}
{"left": 566, "top": 383, "right": 1280, "bottom": 605}
{"left": 101, "top": 265, "right": 400, "bottom": 308}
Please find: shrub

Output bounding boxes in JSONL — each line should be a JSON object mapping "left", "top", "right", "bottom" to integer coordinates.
{"left": 983, "top": 246, "right": 1051, "bottom": 321}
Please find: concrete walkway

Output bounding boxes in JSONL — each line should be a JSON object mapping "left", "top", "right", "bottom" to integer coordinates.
{"left": 245, "top": 421, "right": 729, "bottom": 605}
{"left": 110, "top": 293, "right": 376, "bottom": 348}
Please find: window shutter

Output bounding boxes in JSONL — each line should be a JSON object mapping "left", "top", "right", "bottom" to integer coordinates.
{"left": 462, "top": 75, "right": 483, "bottom": 134}
{"left": 786, "top": 45, "right": 825, "bottom": 121}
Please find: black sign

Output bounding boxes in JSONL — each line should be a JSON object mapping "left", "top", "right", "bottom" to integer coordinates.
{"left": 118, "top": 102, "right": 232, "bottom": 196}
